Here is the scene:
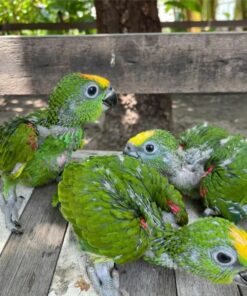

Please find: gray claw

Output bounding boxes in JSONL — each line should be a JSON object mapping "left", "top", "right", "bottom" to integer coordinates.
{"left": 203, "top": 208, "right": 218, "bottom": 217}
{"left": 87, "top": 262, "right": 128, "bottom": 296}
{"left": 13, "top": 220, "right": 22, "bottom": 227}
{"left": 11, "top": 227, "right": 23, "bottom": 235}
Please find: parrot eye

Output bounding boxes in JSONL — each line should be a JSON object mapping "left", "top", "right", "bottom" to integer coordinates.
{"left": 212, "top": 248, "right": 237, "bottom": 266}
{"left": 144, "top": 142, "right": 156, "bottom": 153}
{"left": 85, "top": 83, "right": 99, "bottom": 99}
{"left": 217, "top": 252, "right": 232, "bottom": 264}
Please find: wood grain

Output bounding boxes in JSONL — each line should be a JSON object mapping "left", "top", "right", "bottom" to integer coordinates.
{"left": 49, "top": 226, "right": 98, "bottom": 296}
{"left": 119, "top": 261, "right": 177, "bottom": 296}
{"left": 0, "top": 184, "right": 67, "bottom": 296}
{"left": 175, "top": 270, "right": 241, "bottom": 296}
{"left": 0, "top": 33, "right": 247, "bottom": 95}
{"left": 238, "top": 286, "right": 247, "bottom": 296}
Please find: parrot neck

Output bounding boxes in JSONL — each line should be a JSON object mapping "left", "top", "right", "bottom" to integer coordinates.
{"left": 37, "top": 125, "right": 84, "bottom": 150}
{"left": 166, "top": 152, "right": 205, "bottom": 193}
{"left": 144, "top": 224, "right": 184, "bottom": 269}
{"left": 46, "top": 109, "right": 83, "bottom": 128}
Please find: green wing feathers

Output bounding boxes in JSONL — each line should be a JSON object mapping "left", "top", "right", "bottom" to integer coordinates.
{"left": 59, "top": 157, "right": 150, "bottom": 263}
{"left": 179, "top": 124, "right": 229, "bottom": 150}
{"left": 58, "top": 155, "right": 188, "bottom": 263}
{"left": 0, "top": 120, "right": 38, "bottom": 175}
{"left": 200, "top": 136, "right": 247, "bottom": 222}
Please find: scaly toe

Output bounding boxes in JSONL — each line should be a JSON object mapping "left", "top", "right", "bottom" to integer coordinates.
{"left": 11, "top": 226, "right": 23, "bottom": 235}
{"left": 13, "top": 220, "right": 22, "bottom": 228}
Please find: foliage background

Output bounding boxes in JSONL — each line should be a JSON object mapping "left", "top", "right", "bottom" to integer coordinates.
{"left": 0, "top": 0, "right": 246, "bottom": 35}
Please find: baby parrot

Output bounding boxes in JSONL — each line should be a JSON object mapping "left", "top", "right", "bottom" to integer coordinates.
{"left": 0, "top": 73, "right": 117, "bottom": 233}
{"left": 124, "top": 125, "right": 247, "bottom": 223}
{"left": 58, "top": 155, "right": 247, "bottom": 296}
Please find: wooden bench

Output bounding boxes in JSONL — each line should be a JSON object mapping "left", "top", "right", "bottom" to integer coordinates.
{"left": 0, "top": 33, "right": 247, "bottom": 296}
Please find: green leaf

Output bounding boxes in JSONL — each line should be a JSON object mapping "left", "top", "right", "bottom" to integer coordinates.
{"left": 164, "top": 0, "right": 201, "bottom": 13}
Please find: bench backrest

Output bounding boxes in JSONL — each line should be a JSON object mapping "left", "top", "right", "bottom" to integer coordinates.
{"left": 0, "top": 33, "right": 246, "bottom": 96}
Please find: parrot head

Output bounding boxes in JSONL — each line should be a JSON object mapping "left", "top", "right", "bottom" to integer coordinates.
{"left": 124, "top": 129, "right": 180, "bottom": 176}
{"left": 173, "top": 217, "right": 247, "bottom": 285}
{"left": 47, "top": 73, "right": 117, "bottom": 126}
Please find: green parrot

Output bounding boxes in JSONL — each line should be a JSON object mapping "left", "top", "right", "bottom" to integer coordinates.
{"left": 57, "top": 155, "right": 247, "bottom": 296}
{"left": 124, "top": 125, "right": 247, "bottom": 223}
{"left": 0, "top": 73, "right": 117, "bottom": 233}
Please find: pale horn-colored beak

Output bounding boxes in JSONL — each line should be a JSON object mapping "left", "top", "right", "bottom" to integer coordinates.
{"left": 234, "top": 271, "right": 247, "bottom": 286}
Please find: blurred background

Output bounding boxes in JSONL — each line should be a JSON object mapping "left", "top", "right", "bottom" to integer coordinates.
{"left": 1, "top": 0, "right": 247, "bottom": 150}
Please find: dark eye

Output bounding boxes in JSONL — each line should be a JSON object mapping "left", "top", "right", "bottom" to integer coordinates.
{"left": 145, "top": 144, "right": 155, "bottom": 153}
{"left": 85, "top": 83, "right": 99, "bottom": 98}
{"left": 212, "top": 249, "right": 236, "bottom": 266}
{"left": 216, "top": 252, "right": 232, "bottom": 264}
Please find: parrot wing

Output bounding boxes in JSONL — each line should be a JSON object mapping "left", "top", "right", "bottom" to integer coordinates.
{"left": 84, "top": 155, "right": 188, "bottom": 225}
{"left": 179, "top": 124, "right": 229, "bottom": 150}
{"left": 0, "top": 117, "right": 39, "bottom": 176}
{"left": 200, "top": 136, "right": 247, "bottom": 222}
{"left": 58, "top": 155, "right": 188, "bottom": 264}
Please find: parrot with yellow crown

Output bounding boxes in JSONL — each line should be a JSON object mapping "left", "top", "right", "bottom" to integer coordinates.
{"left": 124, "top": 124, "right": 247, "bottom": 224}
{"left": 57, "top": 155, "right": 247, "bottom": 296}
{"left": 0, "top": 73, "right": 117, "bottom": 233}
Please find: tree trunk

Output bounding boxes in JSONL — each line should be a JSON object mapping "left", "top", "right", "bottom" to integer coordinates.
{"left": 87, "top": 0, "right": 172, "bottom": 150}
{"left": 94, "top": 0, "right": 161, "bottom": 33}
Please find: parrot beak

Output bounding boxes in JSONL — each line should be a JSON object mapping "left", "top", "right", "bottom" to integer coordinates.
{"left": 233, "top": 271, "right": 247, "bottom": 286}
{"left": 123, "top": 143, "right": 140, "bottom": 159}
{"left": 103, "top": 86, "right": 117, "bottom": 111}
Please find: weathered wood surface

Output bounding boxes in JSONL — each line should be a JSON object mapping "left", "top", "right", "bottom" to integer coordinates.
{"left": 49, "top": 226, "right": 98, "bottom": 296}
{"left": 0, "top": 184, "right": 67, "bottom": 296}
{"left": 0, "top": 33, "right": 247, "bottom": 95}
{"left": 1, "top": 20, "right": 247, "bottom": 32}
{"left": 72, "top": 149, "right": 121, "bottom": 161}
{"left": 175, "top": 271, "right": 242, "bottom": 296}
{"left": 240, "top": 286, "right": 247, "bottom": 296}
{"left": 119, "top": 261, "right": 177, "bottom": 296}
{"left": 0, "top": 150, "right": 247, "bottom": 296}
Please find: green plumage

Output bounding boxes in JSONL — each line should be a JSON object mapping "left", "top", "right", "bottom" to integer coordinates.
{"left": 58, "top": 155, "right": 247, "bottom": 285}
{"left": 200, "top": 135, "right": 247, "bottom": 222}
{"left": 124, "top": 124, "right": 247, "bottom": 223}
{"left": 179, "top": 124, "right": 229, "bottom": 151}
{"left": 0, "top": 72, "right": 117, "bottom": 233}
{"left": 58, "top": 155, "right": 188, "bottom": 264}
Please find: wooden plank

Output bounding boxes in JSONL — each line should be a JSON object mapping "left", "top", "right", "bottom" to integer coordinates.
{"left": 119, "top": 261, "right": 177, "bottom": 296}
{"left": 0, "top": 184, "right": 67, "bottom": 296}
{"left": 161, "top": 20, "right": 247, "bottom": 29}
{"left": 49, "top": 228, "right": 177, "bottom": 296}
{"left": 0, "top": 21, "right": 96, "bottom": 31}
{"left": 175, "top": 271, "right": 241, "bottom": 296}
{"left": 72, "top": 149, "right": 121, "bottom": 161}
{"left": 48, "top": 226, "right": 98, "bottom": 296}
{"left": 1, "top": 20, "right": 247, "bottom": 32}
{"left": 0, "top": 33, "right": 247, "bottom": 95}
{"left": 239, "top": 286, "right": 247, "bottom": 295}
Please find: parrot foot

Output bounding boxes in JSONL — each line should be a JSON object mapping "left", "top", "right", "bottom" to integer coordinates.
{"left": 11, "top": 226, "right": 23, "bottom": 235}
{"left": 13, "top": 219, "right": 21, "bottom": 227}
{"left": 4, "top": 197, "right": 23, "bottom": 234}
{"left": 87, "top": 261, "right": 129, "bottom": 296}
{"left": 203, "top": 208, "right": 218, "bottom": 217}
{"left": 5, "top": 214, "right": 23, "bottom": 234}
